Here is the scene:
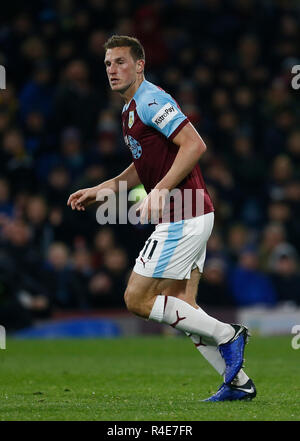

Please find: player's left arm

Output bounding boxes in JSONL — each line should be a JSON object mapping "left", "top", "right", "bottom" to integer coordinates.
{"left": 154, "top": 122, "right": 206, "bottom": 191}
{"left": 138, "top": 122, "right": 206, "bottom": 222}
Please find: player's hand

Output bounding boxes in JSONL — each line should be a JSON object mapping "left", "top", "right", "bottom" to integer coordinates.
{"left": 67, "top": 186, "right": 99, "bottom": 211}
{"left": 137, "top": 189, "right": 168, "bottom": 224}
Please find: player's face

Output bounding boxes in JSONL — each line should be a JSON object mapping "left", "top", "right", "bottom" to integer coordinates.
{"left": 104, "top": 47, "right": 140, "bottom": 93}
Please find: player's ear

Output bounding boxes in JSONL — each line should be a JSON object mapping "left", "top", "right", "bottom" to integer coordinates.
{"left": 136, "top": 59, "right": 145, "bottom": 74}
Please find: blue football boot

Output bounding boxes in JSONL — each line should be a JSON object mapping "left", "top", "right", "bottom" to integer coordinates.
{"left": 202, "top": 379, "right": 257, "bottom": 402}
{"left": 219, "top": 324, "right": 250, "bottom": 384}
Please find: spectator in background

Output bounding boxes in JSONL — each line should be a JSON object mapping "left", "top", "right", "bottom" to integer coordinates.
{"left": 192, "top": 64, "right": 214, "bottom": 110}
{"left": 0, "top": 110, "right": 11, "bottom": 141}
{"left": 25, "top": 195, "right": 52, "bottom": 258}
{"left": 38, "top": 8, "right": 60, "bottom": 49}
{"left": 88, "top": 240, "right": 129, "bottom": 308}
{"left": 0, "top": 219, "right": 40, "bottom": 279}
{"left": 0, "top": 218, "right": 51, "bottom": 326}
{"left": 0, "top": 254, "right": 33, "bottom": 331}
{"left": 211, "top": 88, "right": 231, "bottom": 118}
{"left": 226, "top": 224, "right": 252, "bottom": 264}
{"left": 69, "top": 9, "right": 92, "bottom": 54}
{"left": 284, "top": 179, "right": 300, "bottom": 251}
{"left": 203, "top": 185, "right": 221, "bottom": 225}
{"left": 1, "top": 128, "right": 35, "bottom": 193}
{"left": 0, "top": 178, "right": 14, "bottom": 219}
{"left": 267, "top": 154, "right": 294, "bottom": 201}
{"left": 70, "top": 247, "right": 94, "bottom": 309}
{"left": 162, "top": 66, "right": 184, "bottom": 98}
{"left": 286, "top": 130, "right": 300, "bottom": 175}
{"left": 85, "top": 30, "right": 109, "bottom": 89}
{"left": 225, "top": 135, "right": 266, "bottom": 227}
{"left": 205, "top": 159, "right": 236, "bottom": 215}
{"left": 206, "top": 230, "right": 227, "bottom": 262}
{"left": 0, "top": 85, "right": 19, "bottom": 130}
{"left": 230, "top": 135, "right": 262, "bottom": 185}
{"left": 229, "top": 247, "right": 277, "bottom": 307}
{"left": 3, "top": 12, "right": 34, "bottom": 88}
{"left": 215, "top": 110, "right": 239, "bottom": 152}
{"left": 43, "top": 242, "right": 84, "bottom": 309}
{"left": 44, "top": 165, "right": 71, "bottom": 207}
{"left": 23, "top": 111, "right": 47, "bottom": 158}
{"left": 233, "top": 86, "right": 258, "bottom": 131}
{"left": 60, "top": 127, "right": 85, "bottom": 180}
{"left": 19, "top": 63, "right": 54, "bottom": 123}
{"left": 89, "top": 131, "right": 130, "bottom": 180}
{"left": 11, "top": 190, "right": 30, "bottom": 220}
{"left": 264, "top": 108, "right": 296, "bottom": 158}
{"left": 73, "top": 163, "right": 108, "bottom": 196}
{"left": 88, "top": 271, "right": 114, "bottom": 308}
{"left": 0, "top": 259, "right": 50, "bottom": 331}
{"left": 197, "top": 258, "right": 234, "bottom": 307}
{"left": 269, "top": 243, "right": 300, "bottom": 306}
{"left": 48, "top": 205, "right": 72, "bottom": 245}
{"left": 177, "top": 82, "right": 201, "bottom": 127}
{"left": 54, "top": 39, "right": 77, "bottom": 74}
{"left": 267, "top": 199, "right": 291, "bottom": 227}
{"left": 236, "top": 34, "right": 261, "bottom": 73}
{"left": 266, "top": 199, "right": 300, "bottom": 253}
{"left": 52, "top": 59, "right": 102, "bottom": 141}
{"left": 134, "top": 0, "right": 169, "bottom": 69}
{"left": 266, "top": 80, "right": 294, "bottom": 117}
{"left": 102, "top": 247, "right": 129, "bottom": 305}
{"left": 34, "top": 127, "right": 85, "bottom": 188}
{"left": 96, "top": 109, "right": 119, "bottom": 137}
{"left": 91, "top": 227, "right": 116, "bottom": 269}
{"left": 258, "top": 223, "right": 287, "bottom": 271}
{"left": 19, "top": 36, "right": 49, "bottom": 86}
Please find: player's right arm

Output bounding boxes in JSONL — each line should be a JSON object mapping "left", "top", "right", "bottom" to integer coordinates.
{"left": 67, "top": 162, "right": 141, "bottom": 211}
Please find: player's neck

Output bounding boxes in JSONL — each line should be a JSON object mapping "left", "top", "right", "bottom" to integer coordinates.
{"left": 121, "top": 75, "right": 145, "bottom": 104}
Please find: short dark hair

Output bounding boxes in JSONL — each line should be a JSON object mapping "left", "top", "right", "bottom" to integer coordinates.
{"left": 104, "top": 35, "right": 145, "bottom": 61}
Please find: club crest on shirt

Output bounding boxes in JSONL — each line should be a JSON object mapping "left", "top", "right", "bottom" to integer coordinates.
{"left": 127, "top": 135, "right": 142, "bottom": 159}
{"left": 128, "top": 111, "right": 134, "bottom": 128}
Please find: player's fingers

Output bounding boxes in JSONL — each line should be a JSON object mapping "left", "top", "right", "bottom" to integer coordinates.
{"left": 72, "top": 197, "right": 83, "bottom": 210}
{"left": 67, "top": 191, "right": 81, "bottom": 204}
{"left": 138, "top": 200, "right": 147, "bottom": 224}
{"left": 74, "top": 201, "right": 86, "bottom": 211}
{"left": 142, "top": 200, "right": 151, "bottom": 224}
{"left": 136, "top": 198, "right": 145, "bottom": 215}
{"left": 76, "top": 194, "right": 88, "bottom": 206}
{"left": 67, "top": 194, "right": 75, "bottom": 205}
{"left": 67, "top": 190, "right": 83, "bottom": 206}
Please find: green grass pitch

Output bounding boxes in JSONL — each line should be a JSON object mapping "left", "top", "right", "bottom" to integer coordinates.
{"left": 0, "top": 335, "right": 299, "bottom": 421}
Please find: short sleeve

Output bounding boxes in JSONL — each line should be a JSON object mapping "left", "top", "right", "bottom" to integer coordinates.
{"left": 137, "top": 90, "right": 188, "bottom": 139}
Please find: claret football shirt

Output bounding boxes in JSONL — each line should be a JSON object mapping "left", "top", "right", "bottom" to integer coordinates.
{"left": 121, "top": 80, "right": 214, "bottom": 221}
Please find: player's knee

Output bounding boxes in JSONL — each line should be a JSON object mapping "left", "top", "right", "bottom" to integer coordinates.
{"left": 124, "top": 286, "right": 140, "bottom": 315}
{"left": 124, "top": 286, "right": 148, "bottom": 318}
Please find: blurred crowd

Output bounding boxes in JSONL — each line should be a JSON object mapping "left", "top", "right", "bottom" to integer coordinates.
{"left": 0, "top": 0, "right": 300, "bottom": 330}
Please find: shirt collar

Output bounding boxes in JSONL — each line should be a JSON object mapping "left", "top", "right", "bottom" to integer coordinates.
{"left": 123, "top": 79, "right": 148, "bottom": 112}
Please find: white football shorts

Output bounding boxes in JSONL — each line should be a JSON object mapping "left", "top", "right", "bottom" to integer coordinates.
{"left": 133, "top": 211, "right": 214, "bottom": 280}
